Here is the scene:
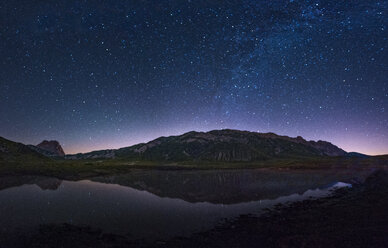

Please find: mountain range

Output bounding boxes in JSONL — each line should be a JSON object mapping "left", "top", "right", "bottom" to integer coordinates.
{"left": 1, "top": 129, "right": 355, "bottom": 163}
{"left": 66, "top": 129, "right": 349, "bottom": 161}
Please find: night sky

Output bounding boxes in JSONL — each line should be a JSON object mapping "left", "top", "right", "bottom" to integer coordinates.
{"left": 0, "top": 0, "right": 387, "bottom": 155}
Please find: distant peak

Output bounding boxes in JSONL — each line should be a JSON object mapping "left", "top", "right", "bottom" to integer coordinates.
{"left": 37, "top": 140, "right": 65, "bottom": 156}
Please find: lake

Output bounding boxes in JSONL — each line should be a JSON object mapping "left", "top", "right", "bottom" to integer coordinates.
{"left": 0, "top": 169, "right": 369, "bottom": 242}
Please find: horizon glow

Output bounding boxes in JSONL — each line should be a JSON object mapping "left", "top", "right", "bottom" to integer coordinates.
{"left": 0, "top": 1, "right": 387, "bottom": 156}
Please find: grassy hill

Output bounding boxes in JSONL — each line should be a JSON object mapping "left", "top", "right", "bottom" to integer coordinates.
{"left": 0, "top": 136, "right": 49, "bottom": 163}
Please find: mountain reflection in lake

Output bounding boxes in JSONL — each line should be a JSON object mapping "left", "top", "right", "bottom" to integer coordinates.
{"left": 0, "top": 169, "right": 367, "bottom": 240}
{"left": 92, "top": 169, "right": 368, "bottom": 204}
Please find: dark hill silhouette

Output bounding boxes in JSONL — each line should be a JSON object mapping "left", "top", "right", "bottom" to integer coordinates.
{"left": 67, "top": 129, "right": 347, "bottom": 162}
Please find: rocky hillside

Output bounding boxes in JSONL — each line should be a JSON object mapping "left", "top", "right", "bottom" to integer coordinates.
{"left": 0, "top": 130, "right": 350, "bottom": 163}
{"left": 69, "top": 129, "right": 347, "bottom": 162}
{"left": 35, "top": 140, "right": 65, "bottom": 156}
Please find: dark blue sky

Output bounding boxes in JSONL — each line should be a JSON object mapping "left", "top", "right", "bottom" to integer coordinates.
{"left": 0, "top": 0, "right": 387, "bottom": 154}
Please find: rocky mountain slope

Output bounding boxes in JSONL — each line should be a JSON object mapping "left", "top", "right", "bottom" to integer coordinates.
{"left": 67, "top": 129, "right": 347, "bottom": 162}
{"left": 34, "top": 140, "right": 65, "bottom": 157}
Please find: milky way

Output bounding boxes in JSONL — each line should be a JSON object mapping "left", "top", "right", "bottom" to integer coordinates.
{"left": 0, "top": 0, "right": 387, "bottom": 154}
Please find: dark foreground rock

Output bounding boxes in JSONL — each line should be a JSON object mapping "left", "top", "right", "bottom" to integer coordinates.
{"left": 2, "top": 170, "right": 388, "bottom": 248}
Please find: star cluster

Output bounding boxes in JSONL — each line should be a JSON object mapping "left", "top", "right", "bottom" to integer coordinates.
{"left": 0, "top": 0, "right": 387, "bottom": 154}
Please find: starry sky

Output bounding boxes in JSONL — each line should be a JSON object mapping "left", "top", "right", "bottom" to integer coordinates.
{"left": 0, "top": 0, "right": 387, "bottom": 155}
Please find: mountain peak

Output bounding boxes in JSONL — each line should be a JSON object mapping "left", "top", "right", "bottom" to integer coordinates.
{"left": 37, "top": 140, "right": 65, "bottom": 156}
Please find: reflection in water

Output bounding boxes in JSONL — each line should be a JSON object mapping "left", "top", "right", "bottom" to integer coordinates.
{"left": 0, "top": 169, "right": 359, "bottom": 240}
{"left": 0, "top": 176, "right": 62, "bottom": 191}
{"left": 92, "top": 169, "right": 368, "bottom": 204}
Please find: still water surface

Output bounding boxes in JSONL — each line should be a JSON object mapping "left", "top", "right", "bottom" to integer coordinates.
{"left": 0, "top": 169, "right": 363, "bottom": 240}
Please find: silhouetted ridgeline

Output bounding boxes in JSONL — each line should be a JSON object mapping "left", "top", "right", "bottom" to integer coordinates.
{"left": 64, "top": 129, "right": 348, "bottom": 161}
{"left": 1, "top": 130, "right": 386, "bottom": 167}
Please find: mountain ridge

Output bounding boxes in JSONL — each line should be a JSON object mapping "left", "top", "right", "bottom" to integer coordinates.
{"left": 0, "top": 136, "right": 49, "bottom": 162}
{"left": 65, "top": 129, "right": 348, "bottom": 162}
